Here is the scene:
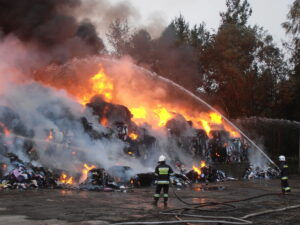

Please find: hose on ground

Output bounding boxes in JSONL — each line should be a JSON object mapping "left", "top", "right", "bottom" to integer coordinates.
{"left": 110, "top": 204, "right": 300, "bottom": 225}
{"left": 110, "top": 218, "right": 252, "bottom": 225}
{"left": 170, "top": 183, "right": 281, "bottom": 207}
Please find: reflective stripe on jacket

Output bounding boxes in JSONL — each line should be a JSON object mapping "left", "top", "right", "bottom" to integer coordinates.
{"left": 155, "top": 162, "right": 174, "bottom": 184}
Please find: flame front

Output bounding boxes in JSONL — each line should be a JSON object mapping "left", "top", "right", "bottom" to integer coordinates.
{"left": 34, "top": 64, "right": 240, "bottom": 138}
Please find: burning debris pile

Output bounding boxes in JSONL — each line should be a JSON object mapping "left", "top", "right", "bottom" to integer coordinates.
{"left": 0, "top": 56, "right": 277, "bottom": 191}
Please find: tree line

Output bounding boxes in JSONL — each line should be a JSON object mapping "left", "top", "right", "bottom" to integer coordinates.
{"left": 106, "top": 0, "right": 300, "bottom": 122}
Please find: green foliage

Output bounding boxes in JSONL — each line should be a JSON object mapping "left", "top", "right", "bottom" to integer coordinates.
{"left": 104, "top": 0, "right": 295, "bottom": 121}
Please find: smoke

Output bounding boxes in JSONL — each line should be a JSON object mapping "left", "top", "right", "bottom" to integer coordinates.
{"left": 0, "top": 81, "right": 152, "bottom": 175}
{"left": 0, "top": 0, "right": 104, "bottom": 62}
{"left": 0, "top": 0, "right": 273, "bottom": 178}
{"left": 29, "top": 56, "right": 216, "bottom": 168}
{"left": 0, "top": 39, "right": 153, "bottom": 175}
{"left": 142, "top": 12, "right": 167, "bottom": 39}
{"left": 0, "top": 36, "right": 42, "bottom": 93}
{"left": 246, "top": 135, "right": 269, "bottom": 170}
{"left": 76, "top": 0, "right": 140, "bottom": 29}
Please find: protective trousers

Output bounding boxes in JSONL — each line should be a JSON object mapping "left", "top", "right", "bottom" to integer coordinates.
{"left": 154, "top": 184, "right": 169, "bottom": 202}
{"left": 281, "top": 177, "right": 291, "bottom": 193}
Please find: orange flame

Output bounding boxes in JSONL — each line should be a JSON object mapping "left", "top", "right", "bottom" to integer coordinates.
{"left": 34, "top": 64, "right": 240, "bottom": 138}
{"left": 224, "top": 123, "right": 240, "bottom": 138}
{"left": 193, "top": 161, "right": 207, "bottom": 176}
{"left": 130, "top": 107, "right": 147, "bottom": 119}
{"left": 200, "top": 120, "right": 211, "bottom": 136}
{"left": 200, "top": 161, "right": 206, "bottom": 168}
{"left": 129, "top": 132, "right": 138, "bottom": 140}
{"left": 153, "top": 106, "right": 174, "bottom": 127}
{"left": 45, "top": 130, "right": 53, "bottom": 142}
{"left": 80, "top": 163, "right": 96, "bottom": 183}
{"left": 79, "top": 67, "right": 114, "bottom": 105}
{"left": 209, "top": 112, "right": 222, "bottom": 124}
{"left": 0, "top": 122, "right": 10, "bottom": 136}
{"left": 59, "top": 173, "right": 74, "bottom": 185}
{"left": 100, "top": 117, "right": 108, "bottom": 126}
{"left": 192, "top": 165, "right": 201, "bottom": 175}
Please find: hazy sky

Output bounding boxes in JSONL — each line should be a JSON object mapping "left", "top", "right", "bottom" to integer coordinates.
{"left": 109, "top": 0, "right": 294, "bottom": 44}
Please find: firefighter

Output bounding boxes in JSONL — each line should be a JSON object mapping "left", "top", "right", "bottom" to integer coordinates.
{"left": 278, "top": 155, "right": 291, "bottom": 194}
{"left": 153, "top": 155, "right": 174, "bottom": 207}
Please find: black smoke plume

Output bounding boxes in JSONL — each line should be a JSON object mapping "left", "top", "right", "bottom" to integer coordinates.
{"left": 0, "top": 0, "right": 104, "bottom": 62}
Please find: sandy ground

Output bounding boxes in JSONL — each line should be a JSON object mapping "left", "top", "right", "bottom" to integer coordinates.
{"left": 0, "top": 176, "right": 299, "bottom": 225}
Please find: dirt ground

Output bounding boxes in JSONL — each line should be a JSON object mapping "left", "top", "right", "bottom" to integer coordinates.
{"left": 0, "top": 176, "right": 299, "bottom": 225}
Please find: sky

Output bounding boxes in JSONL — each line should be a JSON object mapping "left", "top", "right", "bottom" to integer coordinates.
{"left": 108, "top": 0, "right": 295, "bottom": 45}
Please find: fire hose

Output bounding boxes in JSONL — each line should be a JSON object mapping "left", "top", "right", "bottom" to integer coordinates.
{"left": 109, "top": 185, "right": 300, "bottom": 225}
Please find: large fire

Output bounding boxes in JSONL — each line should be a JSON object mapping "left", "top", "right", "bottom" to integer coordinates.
{"left": 34, "top": 64, "right": 240, "bottom": 137}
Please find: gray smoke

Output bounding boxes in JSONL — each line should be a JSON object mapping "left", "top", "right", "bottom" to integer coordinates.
{"left": 0, "top": 82, "right": 151, "bottom": 175}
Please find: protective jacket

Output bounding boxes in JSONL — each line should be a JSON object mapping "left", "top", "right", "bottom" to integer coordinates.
{"left": 154, "top": 162, "right": 174, "bottom": 184}
{"left": 279, "top": 161, "right": 288, "bottom": 179}
{"left": 279, "top": 161, "right": 291, "bottom": 193}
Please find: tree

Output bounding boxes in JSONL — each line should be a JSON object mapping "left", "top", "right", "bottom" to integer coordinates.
{"left": 106, "top": 18, "right": 130, "bottom": 56}
{"left": 127, "top": 29, "right": 153, "bottom": 64}
{"left": 150, "top": 17, "right": 203, "bottom": 91}
{"left": 280, "top": 0, "right": 300, "bottom": 120}
{"left": 282, "top": 0, "right": 300, "bottom": 50}
{"left": 200, "top": 0, "right": 287, "bottom": 118}
{"left": 220, "top": 0, "right": 252, "bottom": 26}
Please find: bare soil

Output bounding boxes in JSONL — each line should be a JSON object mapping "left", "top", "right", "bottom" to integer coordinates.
{"left": 0, "top": 176, "right": 299, "bottom": 225}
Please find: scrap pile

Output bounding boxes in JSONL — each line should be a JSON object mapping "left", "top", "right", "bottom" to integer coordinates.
{"left": 0, "top": 153, "right": 57, "bottom": 190}
{"left": 243, "top": 165, "right": 279, "bottom": 179}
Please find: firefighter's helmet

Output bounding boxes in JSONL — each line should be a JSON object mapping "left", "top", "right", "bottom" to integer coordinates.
{"left": 279, "top": 155, "right": 286, "bottom": 161}
{"left": 158, "top": 155, "right": 166, "bottom": 162}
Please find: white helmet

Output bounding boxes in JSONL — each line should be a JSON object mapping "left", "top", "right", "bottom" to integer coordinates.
{"left": 158, "top": 155, "right": 166, "bottom": 162}
{"left": 279, "top": 155, "right": 286, "bottom": 161}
